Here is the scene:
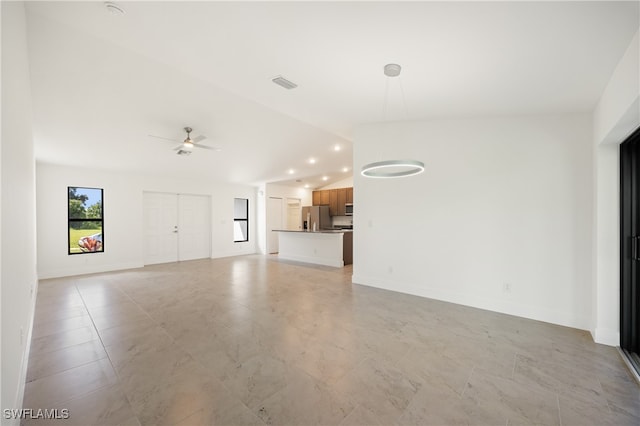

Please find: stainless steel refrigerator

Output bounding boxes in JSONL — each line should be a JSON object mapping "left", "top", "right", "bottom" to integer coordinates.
{"left": 301, "top": 206, "right": 331, "bottom": 231}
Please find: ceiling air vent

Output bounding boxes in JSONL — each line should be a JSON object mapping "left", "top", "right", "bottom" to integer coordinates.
{"left": 272, "top": 76, "right": 298, "bottom": 90}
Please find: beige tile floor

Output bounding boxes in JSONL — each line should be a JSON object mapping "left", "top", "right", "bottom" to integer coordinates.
{"left": 23, "top": 255, "right": 640, "bottom": 426}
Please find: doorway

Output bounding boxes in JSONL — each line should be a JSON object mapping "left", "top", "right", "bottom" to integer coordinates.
{"left": 287, "top": 198, "right": 301, "bottom": 230}
{"left": 267, "top": 197, "right": 282, "bottom": 254}
{"left": 620, "top": 126, "right": 640, "bottom": 374}
{"left": 143, "top": 192, "right": 211, "bottom": 265}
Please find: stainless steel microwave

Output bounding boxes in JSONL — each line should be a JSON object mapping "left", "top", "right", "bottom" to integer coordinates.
{"left": 345, "top": 203, "right": 353, "bottom": 216}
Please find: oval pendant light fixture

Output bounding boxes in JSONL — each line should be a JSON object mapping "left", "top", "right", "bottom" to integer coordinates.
{"left": 361, "top": 64, "right": 425, "bottom": 179}
{"left": 361, "top": 159, "right": 425, "bottom": 178}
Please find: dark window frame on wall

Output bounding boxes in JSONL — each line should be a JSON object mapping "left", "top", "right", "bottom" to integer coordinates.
{"left": 68, "top": 186, "right": 104, "bottom": 255}
{"left": 233, "top": 198, "right": 249, "bottom": 243}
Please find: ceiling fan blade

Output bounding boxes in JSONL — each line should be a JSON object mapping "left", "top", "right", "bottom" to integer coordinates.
{"left": 149, "top": 134, "right": 179, "bottom": 143}
{"left": 193, "top": 144, "right": 221, "bottom": 151}
{"left": 193, "top": 143, "right": 213, "bottom": 150}
{"left": 192, "top": 135, "right": 207, "bottom": 143}
{"left": 172, "top": 145, "right": 184, "bottom": 151}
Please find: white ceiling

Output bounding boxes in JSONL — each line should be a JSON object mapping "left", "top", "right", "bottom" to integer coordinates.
{"left": 23, "top": 1, "right": 639, "bottom": 188}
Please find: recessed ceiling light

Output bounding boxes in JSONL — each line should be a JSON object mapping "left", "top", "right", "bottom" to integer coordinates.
{"left": 342, "top": 167, "right": 349, "bottom": 173}
{"left": 288, "top": 169, "right": 295, "bottom": 174}
{"left": 304, "top": 184, "right": 310, "bottom": 188}
{"left": 104, "top": 2, "right": 126, "bottom": 15}
{"left": 309, "top": 158, "right": 316, "bottom": 165}
{"left": 334, "top": 145, "right": 341, "bottom": 152}
{"left": 322, "top": 176, "right": 329, "bottom": 181}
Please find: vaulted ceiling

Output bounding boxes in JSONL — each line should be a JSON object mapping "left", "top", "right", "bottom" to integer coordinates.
{"left": 24, "top": 1, "right": 639, "bottom": 188}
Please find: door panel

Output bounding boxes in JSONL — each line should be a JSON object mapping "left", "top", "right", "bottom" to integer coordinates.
{"left": 178, "top": 194, "right": 211, "bottom": 261}
{"left": 143, "top": 192, "right": 178, "bottom": 265}
{"left": 143, "top": 192, "right": 211, "bottom": 265}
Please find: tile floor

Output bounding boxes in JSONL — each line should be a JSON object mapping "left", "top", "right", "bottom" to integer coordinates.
{"left": 23, "top": 255, "right": 640, "bottom": 426}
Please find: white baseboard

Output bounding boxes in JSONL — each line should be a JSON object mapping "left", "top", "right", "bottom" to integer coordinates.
{"left": 592, "top": 327, "right": 620, "bottom": 346}
{"left": 8, "top": 278, "right": 39, "bottom": 426}
{"left": 210, "top": 249, "right": 257, "bottom": 259}
{"left": 351, "top": 274, "right": 590, "bottom": 332}
{"left": 37, "top": 261, "right": 142, "bottom": 280}
{"left": 39, "top": 253, "right": 262, "bottom": 279}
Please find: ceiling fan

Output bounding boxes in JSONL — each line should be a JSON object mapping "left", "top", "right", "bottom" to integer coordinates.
{"left": 149, "top": 127, "right": 221, "bottom": 154}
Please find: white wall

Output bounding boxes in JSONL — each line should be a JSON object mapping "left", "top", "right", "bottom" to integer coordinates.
{"left": 265, "top": 184, "right": 312, "bottom": 207}
{"left": 594, "top": 30, "right": 639, "bottom": 146}
{"left": 36, "top": 163, "right": 257, "bottom": 279}
{"left": 1, "top": 2, "right": 38, "bottom": 421}
{"left": 353, "top": 114, "right": 593, "bottom": 330}
{"left": 592, "top": 28, "right": 640, "bottom": 345}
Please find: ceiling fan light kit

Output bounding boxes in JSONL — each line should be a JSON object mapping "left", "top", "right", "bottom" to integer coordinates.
{"left": 361, "top": 63, "right": 425, "bottom": 179}
{"left": 182, "top": 127, "right": 195, "bottom": 149}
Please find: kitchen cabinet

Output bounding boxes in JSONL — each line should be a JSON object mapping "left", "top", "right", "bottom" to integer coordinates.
{"left": 312, "top": 191, "right": 321, "bottom": 206}
{"left": 337, "top": 189, "right": 347, "bottom": 216}
{"left": 312, "top": 190, "right": 330, "bottom": 206}
{"left": 320, "top": 190, "right": 329, "bottom": 205}
{"left": 313, "top": 187, "right": 353, "bottom": 216}
{"left": 329, "top": 190, "right": 339, "bottom": 216}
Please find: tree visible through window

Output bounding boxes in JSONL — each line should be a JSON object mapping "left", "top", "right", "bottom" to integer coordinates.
{"left": 234, "top": 198, "right": 248, "bottom": 242}
{"left": 68, "top": 187, "right": 103, "bottom": 254}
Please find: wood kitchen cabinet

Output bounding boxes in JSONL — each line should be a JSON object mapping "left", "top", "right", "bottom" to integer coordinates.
{"left": 312, "top": 187, "right": 353, "bottom": 216}
{"left": 329, "top": 189, "right": 339, "bottom": 216}
{"left": 336, "top": 188, "right": 347, "bottom": 216}
{"left": 320, "top": 190, "right": 329, "bottom": 205}
{"left": 312, "top": 190, "right": 330, "bottom": 206}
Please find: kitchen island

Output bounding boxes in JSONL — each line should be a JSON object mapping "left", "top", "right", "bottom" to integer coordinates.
{"left": 273, "top": 229, "right": 353, "bottom": 267}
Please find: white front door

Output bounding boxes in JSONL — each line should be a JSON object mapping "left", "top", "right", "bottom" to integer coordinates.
{"left": 178, "top": 194, "right": 211, "bottom": 261}
{"left": 143, "top": 192, "right": 178, "bottom": 265}
{"left": 143, "top": 192, "right": 211, "bottom": 265}
{"left": 267, "top": 197, "right": 282, "bottom": 254}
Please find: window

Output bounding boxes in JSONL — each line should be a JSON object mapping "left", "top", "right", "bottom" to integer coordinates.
{"left": 68, "top": 187, "right": 103, "bottom": 254}
{"left": 233, "top": 198, "right": 248, "bottom": 242}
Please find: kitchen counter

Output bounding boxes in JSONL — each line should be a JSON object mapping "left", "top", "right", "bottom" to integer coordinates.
{"left": 273, "top": 229, "right": 353, "bottom": 267}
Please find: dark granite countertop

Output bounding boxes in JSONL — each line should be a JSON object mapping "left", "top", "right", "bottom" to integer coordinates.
{"left": 273, "top": 229, "right": 353, "bottom": 233}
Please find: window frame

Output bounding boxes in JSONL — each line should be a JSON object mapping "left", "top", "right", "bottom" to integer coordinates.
{"left": 233, "top": 198, "right": 249, "bottom": 243}
{"left": 68, "top": 186, "right": 104, "bottom": 255}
